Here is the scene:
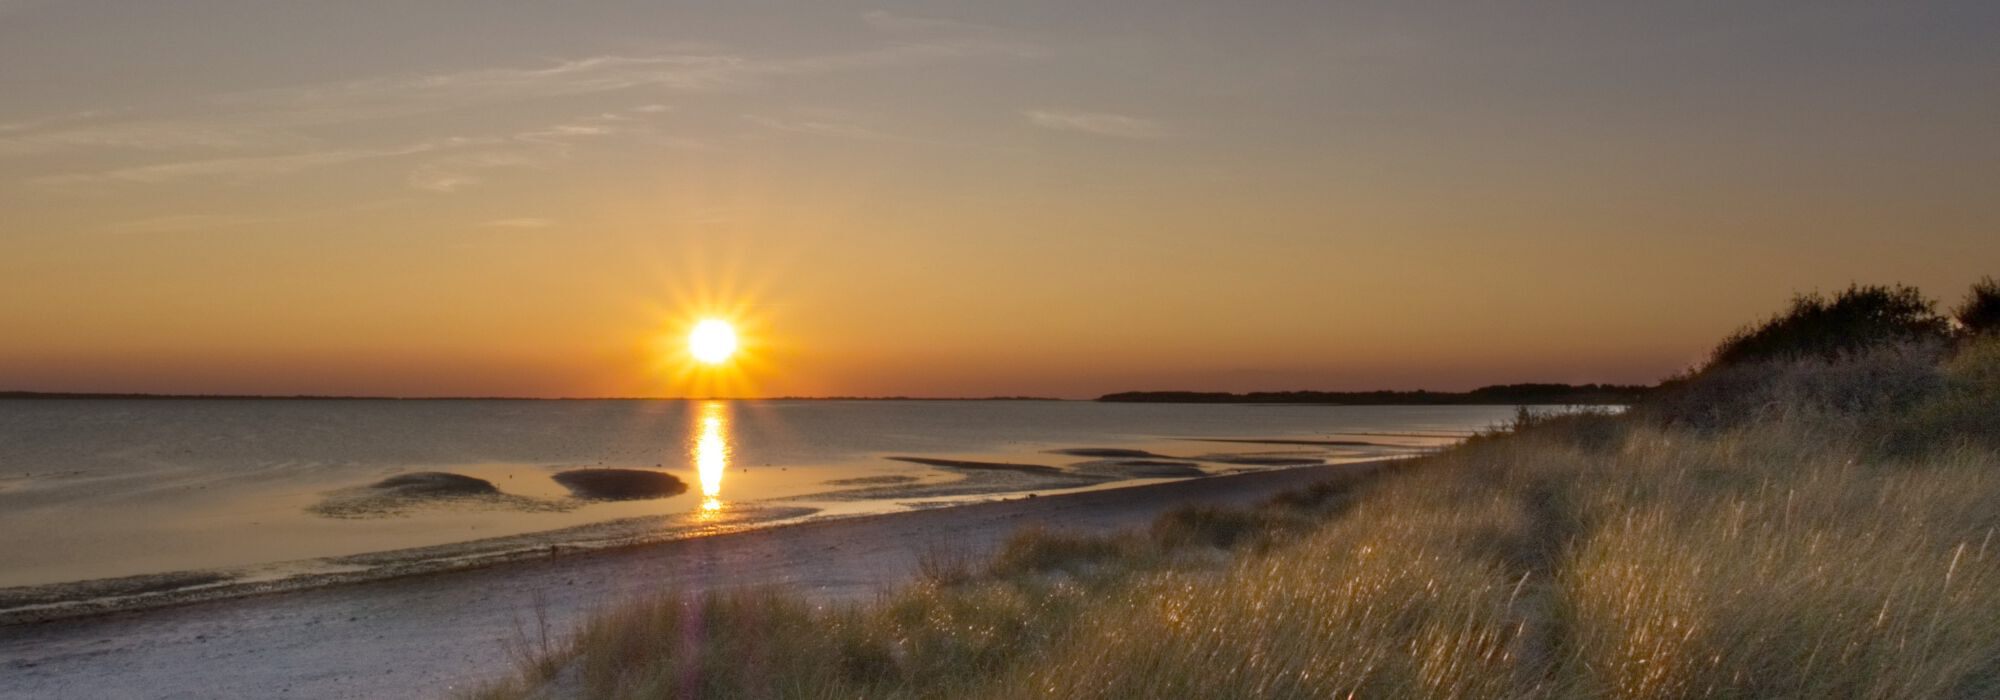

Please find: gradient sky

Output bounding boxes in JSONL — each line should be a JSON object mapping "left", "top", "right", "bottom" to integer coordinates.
{"left": 2, "top": 1, "right": 1996, "bottom": 398}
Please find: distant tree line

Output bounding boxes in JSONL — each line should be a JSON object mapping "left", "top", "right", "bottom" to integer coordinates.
{"left": 1097, "top": 383, "right": 1652, "bottom": 405}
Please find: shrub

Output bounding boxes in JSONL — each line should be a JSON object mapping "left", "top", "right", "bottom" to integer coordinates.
{"left": 1890, "top": 336, "right": 2000, "bottom": 452}
{"left": 1956, "top": 276, "right": 2000, "bottom": 336}
{"left": 1710, "top": 284, "right": 1951, "bottom": 368}
{"left": 1148, "top": 506, "right": 1313, "bottom": 550}
{"left": 986, "top": 528, "right": 1151, "bottom": 579}
{"left": 1640, "top": 342, "right": 1947, "bottom": 431}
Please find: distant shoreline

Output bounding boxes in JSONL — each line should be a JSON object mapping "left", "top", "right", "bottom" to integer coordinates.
{"left": 1097, "top": 383, "right": 1650, "bottom": 405}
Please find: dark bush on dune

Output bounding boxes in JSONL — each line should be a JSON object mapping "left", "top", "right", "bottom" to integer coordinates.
{"left": 1709, "top": 284, "right": 1950, "bottom": 368}
{"left": 1639, "top": 284, "right": 1958, "bottom": 431}
{"left": 1888, "top": 336, "right": 2000, "bottom": 452}
{"left": 1644, "top": 344, "right": 1947, "bottom": 431}
{"left": 552, "top": 469, "right": 689, "bottom": 500}
{"left": 1955, "top": 276, "right": 2000, "bottom": 336}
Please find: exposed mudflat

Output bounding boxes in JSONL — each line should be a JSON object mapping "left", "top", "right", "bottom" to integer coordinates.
{"left": 551, "top": 469, "right": 689, "bottom": 500}
{"left": 0, "top": 503, "right": 818, "bottom": 626}
{"left": 823, "top": 475, "right": 921, "bottom": 486}
{"left": 1191, "top": 454, "right": 1327, "bottom": 466}
{"left": 1047, "top": 447, "right": 1175, "bottom": 458}
{"left": 0, "top": 462, "right": 1392, "bottom": 700}
{"left": 309, "top": 471, "right": 575, "bottom": 518}
{"left": 1070, "top": 459, "right": 1209, "bottom": 478}
{"left": 805, "top": 458, "right": 1109, "bottom": 501}
{"left": 1191, "top": 437, "right": 1395, "bottom": 447}
{"left": 884, "top": 456, "right": 1064, "bottom": 473}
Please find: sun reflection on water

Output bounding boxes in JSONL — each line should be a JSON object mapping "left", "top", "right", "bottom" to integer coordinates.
{"left": 693, "top": 401, "right": 730, "bottom": 514}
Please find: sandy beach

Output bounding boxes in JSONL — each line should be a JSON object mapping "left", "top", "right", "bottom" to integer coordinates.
{"left": 0, "top": 461, "right": 1382, "bottom": 700}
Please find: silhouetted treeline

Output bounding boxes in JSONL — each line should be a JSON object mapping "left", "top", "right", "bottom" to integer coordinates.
{"left": 1097, "top": 383, "right": 1651, "bottom": 405}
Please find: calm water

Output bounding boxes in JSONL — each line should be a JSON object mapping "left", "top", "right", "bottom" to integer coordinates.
{"left": 0, "top": 400, "right": 1520, "bottom": 598}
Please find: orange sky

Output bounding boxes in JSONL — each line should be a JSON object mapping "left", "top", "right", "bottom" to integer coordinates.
{"left": 2, "top": 2, "right": 1996, "bottom": 398}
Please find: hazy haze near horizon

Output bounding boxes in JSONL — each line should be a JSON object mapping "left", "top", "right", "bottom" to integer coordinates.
{"left": 2, "top": 1, "right": 1996, "bottom": 398}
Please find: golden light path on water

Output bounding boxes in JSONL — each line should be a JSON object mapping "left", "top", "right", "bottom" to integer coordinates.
{"left": 693, "top": 401, "right": 730, "bottom": 514}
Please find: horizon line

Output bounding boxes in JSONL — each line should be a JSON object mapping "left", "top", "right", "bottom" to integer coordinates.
{"left": 0, "top": 382, "right": 1652, "bottom": 403}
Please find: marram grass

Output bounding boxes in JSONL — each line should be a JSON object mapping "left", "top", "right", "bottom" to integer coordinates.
{"left": 469, "top": 342, "right": 2000, "bottom": 699}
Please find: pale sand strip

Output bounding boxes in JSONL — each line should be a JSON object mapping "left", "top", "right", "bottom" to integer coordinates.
{"left": 0, "top": 461, "right": 1385, "bottom": 700}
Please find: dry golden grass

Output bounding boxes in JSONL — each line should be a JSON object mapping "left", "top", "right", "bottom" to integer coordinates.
{"left": 468, "top": 341, "right": 2000, "bottom": 699}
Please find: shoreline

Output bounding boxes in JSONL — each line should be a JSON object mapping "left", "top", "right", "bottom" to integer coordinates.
{"left": 0, "top": 456, "right": 1388, "bottom": 625}
{"left": 0, "top": 461, "right": 1390, "bottom": 699}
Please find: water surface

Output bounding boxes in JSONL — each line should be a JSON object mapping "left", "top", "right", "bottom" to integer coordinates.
{"left": 0, "top": 399, "right": 1519, "bottom": 611}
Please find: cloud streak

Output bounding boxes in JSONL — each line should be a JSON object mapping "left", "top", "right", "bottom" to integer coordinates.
{"left": 33, "top": 138, "right": 477, "bottom": 185}
{"left": 3, "top": 41, "right": 1039, "bottom": 159}
{"left": 481, "top": 217, "right": 555, "bottom": 228}
{"left": 1023, "top": 109, "right": 1173, "bottom": 139}
{"left": 97, "top": 214, "right": 272, "bottom": 235}
{"left": 861, "top": 10, "right": 991, "bottom": 34}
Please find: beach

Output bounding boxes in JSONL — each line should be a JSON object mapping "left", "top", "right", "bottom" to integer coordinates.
{"left": 0, "top": 461, "right": 1381, "bottom": 700}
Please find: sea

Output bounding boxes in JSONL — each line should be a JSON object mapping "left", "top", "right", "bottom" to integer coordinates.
{"left": 0, "top": 399, "right": 1524, "bottom": 616}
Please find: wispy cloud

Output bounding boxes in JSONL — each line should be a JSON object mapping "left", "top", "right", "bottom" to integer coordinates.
{"left": 403, "top": 109, "right": 647, "bottom": 193}
{"left": 97, "top": 214, "right": 271, "bottom": 235}
{"left": 3, "top": 42, "right": 1036, "bottom": 160}
{"left": 221, "top": 55, "right": 756, "bottom": 126}
{"left": 34, "top": 138, "right": 476, "bottom": 185}
{"left": 745, "top": 114, "right": 899, "bottom": 141}
{"left": 0, "top": 120, "right": 313, "bottom": 157}
{"left": 406, "top": 151, "right": 540, "bottom": 193}
{"left": 1023, "top": 109, "right": 1173, "bottom": 139}
{"left": 9, "top": 42, "right": 1038, "bottom": 195}
{"left": 34, "top": 107, "right": 654, "bottom": 192}
{"left": 481, "top": 217, "right": 555, "bottom": 228}
{"left": 861, "top": 9, "right": 990, "bottom": 34}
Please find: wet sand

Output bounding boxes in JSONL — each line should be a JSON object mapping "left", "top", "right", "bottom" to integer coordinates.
{"left": 0, "top": 461, "right": 1386, "bottom": 700}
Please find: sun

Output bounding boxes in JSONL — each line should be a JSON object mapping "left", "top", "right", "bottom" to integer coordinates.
{"left": 688, "top": 319, "right": 738, "bottom": 365}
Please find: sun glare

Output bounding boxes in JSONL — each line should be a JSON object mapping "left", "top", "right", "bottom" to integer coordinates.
{"left": 689, "top": 319, "right": 738, "bottom": 364}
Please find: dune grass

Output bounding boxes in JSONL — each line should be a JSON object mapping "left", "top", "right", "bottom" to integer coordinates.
{"left": 467, "top": 337, "right": 2000, "bottom": 700}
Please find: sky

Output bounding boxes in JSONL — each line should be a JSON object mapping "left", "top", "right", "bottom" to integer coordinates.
{"left": 1, "top": 1, "right": 1996, "bottom": 398}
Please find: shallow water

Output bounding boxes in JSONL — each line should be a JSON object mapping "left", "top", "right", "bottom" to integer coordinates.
{"left": 0, "top": 399, "right": 1517, "bottom": 606}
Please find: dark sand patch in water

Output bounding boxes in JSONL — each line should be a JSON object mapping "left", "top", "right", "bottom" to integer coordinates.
{"left": 824, "top": 475, "right": 922, "bottom": 486}
{"left": 1189, "top": 437, "right": 1395, "bottom": 447}
{"left": 1069, "top": 459, "right": 1209, "bottom": 478}
{"left": 1190, "top": 454, "right": 1327, "bottom": 467}
{"left": 552, "top": 469, "right": 688, "bottom": 501}
{"left": 799, "top": 458, "right": 1107, "bottom": 502}
{"left": 884, "top": 456, "right": 1063, "bottom": 473}
{"left": 371, "top": 472, "right": 500, "bottom": 496}
{"left": 309, "top": 471, "right": 572, "bottom": 518}
{"left": 1048, "top": 447, "right": 1176, "bottom": 459}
